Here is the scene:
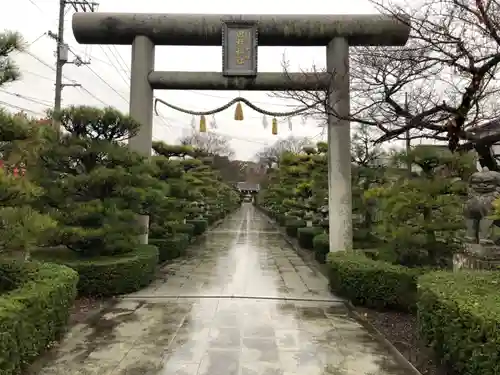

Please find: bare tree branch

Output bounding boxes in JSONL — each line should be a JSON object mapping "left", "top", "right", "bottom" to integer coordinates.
{"left": 254, "top": 136, "right": 313, "bottom": 169}
{"left": 273, "top": 0, "right": 500, "bottom": 167}
{"left": 179, "top": 125, "right": 235, "bottom": 158}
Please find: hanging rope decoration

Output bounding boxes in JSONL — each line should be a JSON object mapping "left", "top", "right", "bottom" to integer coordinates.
{"left": 262, "top": 114, "right": 268, "bottom": 129}
{"left": 154, "top": 97, "right": 312, "bottom": 135}
{"left": 210, "top": 115, "right": 218, "bottom": 129}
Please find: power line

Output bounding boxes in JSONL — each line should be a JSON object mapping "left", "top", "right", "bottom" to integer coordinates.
{"left": 22, "top": 70, "right": 56, "bottom": 82}
{"left": 77, "top": 86, "right": 109, "bottom": 106}
{"left": 22, "top": 48, "right": 111, "bottom": 108}
{"left": 96, "top": 45, "right": 129, "bottom": 87}
{"left": 67, "top": 46, "right": 129, "bottom": 103}
{"left": 22, "top": 50, "right": 76, "bottom": 83}
{"left": 0, "top": 100, "right": 45, "bottom": 115}
{"left": 0, "top": 89, "right": 52, "bottom": 107}
{"left": 25, "top": 33, "right": 47, "bottom": 48}
{"left": 26, "top": 0, "right": 45, "bottom": 14}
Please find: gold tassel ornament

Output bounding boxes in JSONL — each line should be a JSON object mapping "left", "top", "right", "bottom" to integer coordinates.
{"left": 234, "top": 102, "right": 244, "bottom": 121}
{"left": 199, "top": 115, "right": 207, "bottom": 132}
{"left": 272, "top": 118, "right": 278, "bottom": 135}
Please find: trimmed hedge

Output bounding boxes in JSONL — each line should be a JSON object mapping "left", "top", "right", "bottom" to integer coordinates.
{"left": 327, "top": 251, "right": 425, "bottom": 311}
{"left": 312, "top": 233, "right": 329, "bottom": 263}
{"left": 186, "top": 219, "right": 208, "bottom": 236}
{"left": 170, "top": 223, "right": 195, "bottom": 238}
{"left": 276, "top": 214, "right": 287, "bottom": 226}
{"left": 0, "top": 260, "right": 78, "bottom": 375}
{"left": 150, "top": 233, "right": 190, "bottom": 263}
{"left": 33, "top": 245, "right": 158, "bottom": 297}
{"left": 205, "top": 213, "right": 218, "bottom": 224}
{"left": 297, "top": 226, "right": 324, "bottom": 250}
{"left": 285, "top": 219, "right": 306, "bottom": 238}
{"left": 418, "top": 271, "right": 500, "bottom": 375}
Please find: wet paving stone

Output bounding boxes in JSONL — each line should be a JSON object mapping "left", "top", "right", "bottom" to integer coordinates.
{"left": 29, "top": 205, "right": 408, "bottom": 375}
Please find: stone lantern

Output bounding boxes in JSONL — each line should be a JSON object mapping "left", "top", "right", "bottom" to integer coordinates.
{"left": 319, "top": 198, "right": 329, "bottom": 231}
{"left": 198, "top": 201, "right": 206, "bottom": 219}
{"left": 304, "top": 210, "right": 314, "bottom": 227}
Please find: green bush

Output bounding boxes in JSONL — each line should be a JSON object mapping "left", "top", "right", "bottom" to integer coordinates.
{"left": 205, "top": 213, "right": 218, "bottom": 224}
{"left": 0, "top": 260, "right": 78, "bottom": 374}
{"left": 313, "top": 233, "right": 329, "bottom": 263}
{"left": 418, "top": 271, "right": 500, "bottom": 375}
{"left": 186, "top": 219, "right": 208, "bottom": 236}
{"left": 149, "top": 233, "right": 190, "bottom": 263}
{"left": 33, "top": 245, "right": 158, "bottom": 297}
{"left": 170, "top": 223, "right": 195, "bottom": 238}
{"left": 276, "top": 214, "right": 287, "bottom": 226}
{"left": 353, "top": 229, "right": 381, "bottom": 249}
{"left": 327, "top": 251, "right": 424, "bottom": 311}
{"left": 297, "top": 227, "right": 324, "bottom": 250}
{"left": 285, "top": 219, "right": 306, "bottom": 238}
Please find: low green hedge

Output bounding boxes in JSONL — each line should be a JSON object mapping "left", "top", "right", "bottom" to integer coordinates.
{"left": 33, "top": 245, "right": 158, "bottom": 297}
{"left": 313, "top": 233, "right": 329, "bottom": 263}
{"left": 285, "top": 219, "right": 306, "bottom": 238}
{"left": 205, "top": 213, "right": 218, "bottom": 224}
{"left": 170, "top": 223, "right": 195, "bottom": 238}
{"left": 0, "top": 260, "right": 78, "bottom": 374}
{"left": 276, "top": 214, "right": 287, "bottom": 226}
{"left": 149, "top": 233, "right": 190, "bottom": 263}
{"left": 297, "top": 227, "right": 324, "bottom": 250}
{"left": 418, "top": 271, "right": 500, "bottom": 375}
{"left": 186, "top": 219, "right": 208, "bottom": 236}
{"left": 327, "top": 251, "right": 424, "bottom": 311}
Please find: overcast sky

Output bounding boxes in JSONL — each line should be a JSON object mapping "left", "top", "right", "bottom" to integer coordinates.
{"left": 0, "top": 0, "right": 400, "bottom": 161}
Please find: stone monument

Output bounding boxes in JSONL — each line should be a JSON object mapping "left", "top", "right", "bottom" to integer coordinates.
{"left": 454, "top": 167, "right": 500, "bottom": 270}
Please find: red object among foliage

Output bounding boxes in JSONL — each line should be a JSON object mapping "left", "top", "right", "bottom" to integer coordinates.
{"left": 0, "top": 116, "right": 49, "bottom": 178}
{"left": 0, "top": 160, "right": 26, "bottom": 177}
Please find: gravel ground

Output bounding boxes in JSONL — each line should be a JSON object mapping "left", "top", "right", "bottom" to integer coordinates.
{"left": 356, "top": 307, "right": 449, "bottom": 375}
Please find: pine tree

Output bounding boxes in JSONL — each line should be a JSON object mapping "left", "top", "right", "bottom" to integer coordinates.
{"left": 0, "top": 31, "right": 56, "bottom": 259}
{"left": 32, "top": 106, "right": 167, "bottom": 257}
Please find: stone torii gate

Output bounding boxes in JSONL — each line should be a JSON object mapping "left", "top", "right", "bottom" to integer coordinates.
{"left": 72, "top": 13, "right": 410, "bottom": 251}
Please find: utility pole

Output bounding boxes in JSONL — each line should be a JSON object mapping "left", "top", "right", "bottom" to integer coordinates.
{"left": 51, "top": 0, "right": 98, "bottom": 130}
{"left": 52, "top": 0, "right": 66, "bottom": 130}
{"left": 405, "top": 92, "right": 412, "bottom": 175}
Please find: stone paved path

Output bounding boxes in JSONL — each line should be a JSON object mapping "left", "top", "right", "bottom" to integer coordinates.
{"left": 32, "top": 204, "right": 408, "bottom": 375}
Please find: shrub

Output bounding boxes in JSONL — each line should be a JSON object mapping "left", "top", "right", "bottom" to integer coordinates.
{"left": 285, "top": 219, "right": 306, "bottom": 238}
{"left": 0, "top": 260, "right": 78, "bottom": 374}
{"left": 353, "top": 229, "right": 381, "bottom": 249}
{"left": 205, "top": 213, "right": 218, "bottom": 224}
{"left": 327, "top": 251, "right": 424, "bottom": 311}
{"left": 418, "top": 271, "right": 500, "bottom": 375}
{"left": 297, "top": 227, "right": 324, "bottom": 250}
{"left": 186, "top": 219, "right": 208, "bottom": 236}
{"left": 170, "top": 223, "right": 195, "bottom": 238}
{"left": 149, "top": 233, "right": 190, "bottom": 263}
{"left": 313, "top": 233, "right": 329, "bottom": 263}
{"left": 276, "top": 214, "right": 287, "bottom": 226}
{"left": 32, "top": 245, "right": 158, "bottom": 297}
